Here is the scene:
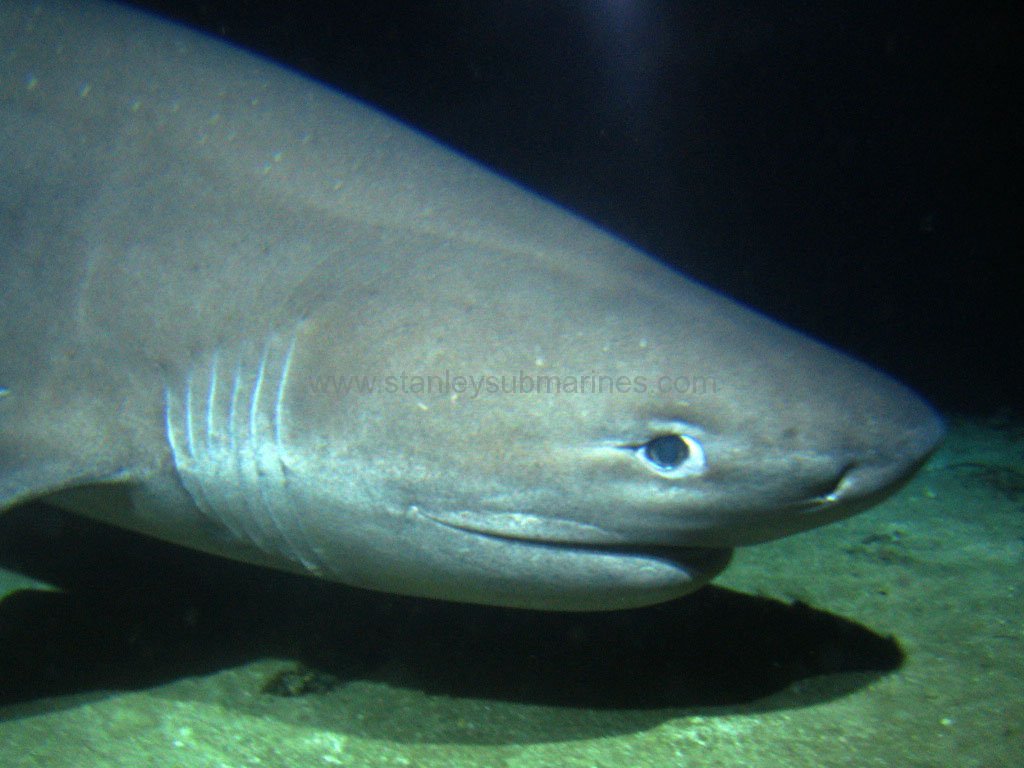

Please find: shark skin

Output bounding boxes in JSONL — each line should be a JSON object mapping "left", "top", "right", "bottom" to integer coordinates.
{"left": 0, "top": 1, "right": 943, "bottom": 610}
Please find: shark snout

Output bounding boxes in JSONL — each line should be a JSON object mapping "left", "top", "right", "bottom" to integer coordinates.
{"left": 829, "top": 400, "right": 945, "bottom": 507}
{"left": 699, "top": 385, "right": 946, "bottom": 547}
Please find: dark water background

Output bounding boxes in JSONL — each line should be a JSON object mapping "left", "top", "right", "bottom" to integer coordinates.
{"left": 129, "top": 0, "right": 1021, "bottom": 413}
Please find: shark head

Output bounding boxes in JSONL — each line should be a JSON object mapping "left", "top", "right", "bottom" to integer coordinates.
{"left": 257, "top": 227, "right": 944, "bottom": 611}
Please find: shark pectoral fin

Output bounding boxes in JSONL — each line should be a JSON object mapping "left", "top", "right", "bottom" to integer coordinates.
{"left": 0, "top": 390, "right": 136, "bottom": 513}
{"left": 1, "top": 459, "right": 97, "bottom": 512}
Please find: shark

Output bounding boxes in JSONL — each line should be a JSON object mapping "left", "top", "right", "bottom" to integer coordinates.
{"left": 0, "top": 1, "right": 943, "bottom": 610}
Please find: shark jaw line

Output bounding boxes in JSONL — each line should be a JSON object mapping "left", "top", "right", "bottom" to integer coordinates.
{"left": 418, "top": 507, "right": 732, "bottom": 572}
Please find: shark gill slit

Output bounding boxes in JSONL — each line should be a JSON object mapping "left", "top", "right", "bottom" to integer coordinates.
{"left": 165, "top": 332, "right": 320, "bottom": 571}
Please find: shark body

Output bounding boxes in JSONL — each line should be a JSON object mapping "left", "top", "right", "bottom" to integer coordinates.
{"left": 0, "top": 1, "right": 943, "bottom": 609}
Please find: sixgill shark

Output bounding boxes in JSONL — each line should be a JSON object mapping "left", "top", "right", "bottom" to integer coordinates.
{"left": 0, "top": 1, "right": 943, "bottom": 610}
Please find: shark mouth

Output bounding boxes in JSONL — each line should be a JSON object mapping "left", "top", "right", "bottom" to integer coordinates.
{"left": 420, "top": 508, "right": 630, "bottom": 546}
{"left": 418, "top": 507, "right": 732, "bottom": 573}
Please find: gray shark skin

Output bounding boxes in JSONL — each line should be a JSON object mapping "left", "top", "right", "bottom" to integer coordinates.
{"left": 0, "top": 0, "right": 943, "bottom": 610}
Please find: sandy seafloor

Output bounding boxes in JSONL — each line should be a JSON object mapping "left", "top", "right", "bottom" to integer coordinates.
{"left": 0, "top": 414, "right": 1020, "bottom": 767}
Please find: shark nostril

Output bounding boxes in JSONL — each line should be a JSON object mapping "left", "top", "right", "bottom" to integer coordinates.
{"left": 812, "top": 462, "right": 858, "bottom": 502}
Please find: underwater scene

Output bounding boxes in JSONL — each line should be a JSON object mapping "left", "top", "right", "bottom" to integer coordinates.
{"left": 1, "top": 2, "right": 1019, "bottom": 766}
{"left": 1, "top": 418, "right": 1022, "bottom": 766}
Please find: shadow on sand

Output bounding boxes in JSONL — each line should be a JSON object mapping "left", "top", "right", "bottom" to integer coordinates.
{"left": 0, "top": 504, "right": 902, "bottom": 741}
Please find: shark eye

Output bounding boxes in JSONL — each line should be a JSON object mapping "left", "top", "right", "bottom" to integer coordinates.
{"left": 634, "top": 434, "right": 706, "bottom": 476}
{"left": 643, "top": 434, "right": 687, "bottom": 469}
